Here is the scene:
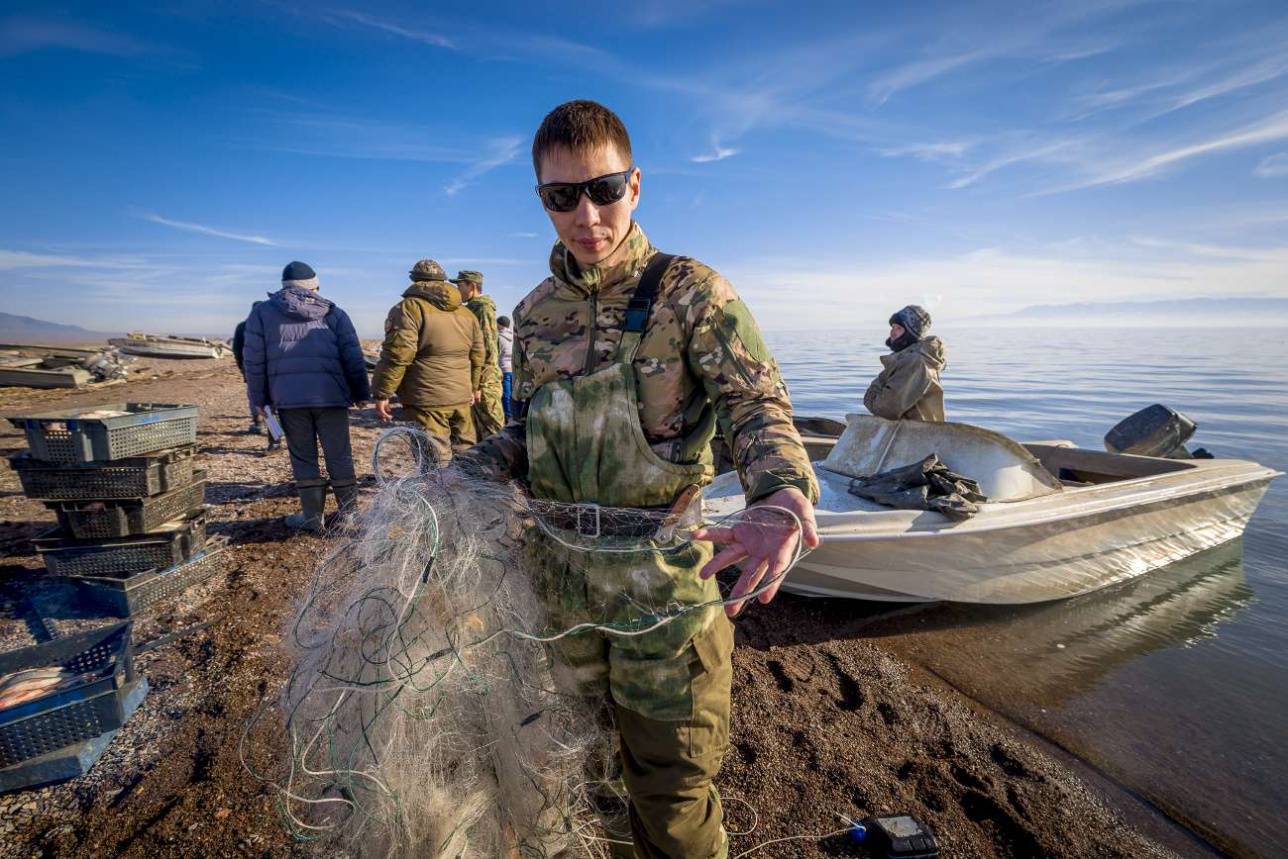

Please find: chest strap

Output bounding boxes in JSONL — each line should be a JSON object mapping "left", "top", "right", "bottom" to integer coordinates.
{"left": 617, "top": 253, "right": 675, "bottom": 363}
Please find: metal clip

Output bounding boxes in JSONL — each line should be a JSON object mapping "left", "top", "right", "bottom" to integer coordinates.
{"left": 576, "top": 503, "right": 602, "bottom": 538}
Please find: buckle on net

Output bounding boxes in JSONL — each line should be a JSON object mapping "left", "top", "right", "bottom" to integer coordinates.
{"left": 576, "top": 504, "right": 602, "bottom": 538}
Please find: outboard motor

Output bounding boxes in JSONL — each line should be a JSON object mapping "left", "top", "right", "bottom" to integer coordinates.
{"left": 1104, "top": 404, "right": 1197, "bottom": 458}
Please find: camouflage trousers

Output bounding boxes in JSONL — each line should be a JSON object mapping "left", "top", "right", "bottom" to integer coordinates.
{"left": 472, "top": 367, "right": 505, "bottom": 440}
{"left": 400, "top": 403, "right": 475, "bottom": 462}
{"left": 534, "top": 533, "right": 732, "bottom": 859}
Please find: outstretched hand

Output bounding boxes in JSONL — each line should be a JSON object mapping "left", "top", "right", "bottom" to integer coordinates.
{"left": 692, "top": 486, "right": 819, "bottom": 617}
{"left": 375, "top": 399, "right": 394, "bottom": 422}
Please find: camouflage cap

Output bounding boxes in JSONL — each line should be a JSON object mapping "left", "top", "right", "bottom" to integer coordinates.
{"left": 452, "top": 270, "right": 484, "bottom": 286}
{"left": 409, "top": 259, "right": 446, "bottom": 281}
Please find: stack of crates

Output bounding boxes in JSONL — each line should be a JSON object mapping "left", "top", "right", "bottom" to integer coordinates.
{"left": 7, "top": 403, "right": 216, "bottom": 617}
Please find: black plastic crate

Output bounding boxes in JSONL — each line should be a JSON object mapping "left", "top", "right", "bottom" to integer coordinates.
{"left": 7, "top": 403, "right": 198, "bottom": 464}
{"left": 52, "top": 471, "right": 207, "bottom": 539}
{"left": 0, "top": 622, "right": 135, "bottom": 768}
{"left": 72, "top": 540, "right": 227, "bottom": 618}
{"left": 8, "top": 446, "right": 196, "bottom": 501}
{"left": 0, "top": 679, "right": 147, "bottom": 793}
{"left": 36, "top": 513, "right": 207, "bottom": 578}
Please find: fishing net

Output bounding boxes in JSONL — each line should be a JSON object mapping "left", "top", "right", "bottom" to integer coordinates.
{"left": 246, "top": 425, "right": 806, "bottom": 858}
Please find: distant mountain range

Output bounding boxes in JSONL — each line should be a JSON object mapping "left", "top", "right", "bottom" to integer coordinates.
{"left": 0, "top": 311, "right": 115, "bottom": 343}
{"left": 996, "top": 297, "right": 1288, "bottom": 322}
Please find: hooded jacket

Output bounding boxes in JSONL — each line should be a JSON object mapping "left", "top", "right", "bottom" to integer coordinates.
{"left": 371, "top": 280, "right": 484, "bottom": 407}
{"left": 863, "top": 336, "right": 947, "bottom": 422}
{"left": 242, "top": 286, "right": 370, "bottom": 411}
{"left": 497, "top": 325, "right": 514, "bottom": 373}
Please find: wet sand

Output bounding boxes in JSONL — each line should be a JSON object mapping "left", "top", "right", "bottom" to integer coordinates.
{"left": 0, "top": 358, "right": 1203, "bottom": 858}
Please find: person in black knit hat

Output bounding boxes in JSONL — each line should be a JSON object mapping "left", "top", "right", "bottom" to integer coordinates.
{"left": 863, "top": 304, "right": 947, "bottom": 422}
{"left": 241, "top": 261, "right": 371, "bottom": 532}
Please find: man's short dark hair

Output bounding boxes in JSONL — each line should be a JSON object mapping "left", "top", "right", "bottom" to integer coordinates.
{"left": 497, "top": 315, "right": 511, "bottom": 327}
{"left": 532, "top": 100, "right": 632, "bottom": 177}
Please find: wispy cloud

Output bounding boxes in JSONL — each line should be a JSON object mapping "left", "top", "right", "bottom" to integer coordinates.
{"left": 509, "top": 232, "right": 540, "bottom": 239}
{"left": 141, "top": 213, "right": 277, "bottom": 246}
{"left": 243, "top": 112, "right": 476, "bottom": 163}
{"left": 444, "top": 136, "right": 522, "bottom": 196}
{"left": 692, "top": 143, "right": 740, "bottom": 163}
{"left": 865, "top": 4, "right": 1124, "bottom": 105}
{"left": 1071, "top": 33, "right": 1288, "bottom": 122}
{"left": 327, "top": 10, "right": 454, "bottom": 49}
{"left": 1254, "top": 152, "right": 1288, "bottom": 178}
{"left": 1043, "top": 109, "right": 1288, "bottom": 193}
{"left": 0, "top": 250, "right": 97, "bottom": 270}
{"left": 946, "top": 137, "right": 1085, "bottom": 189}
{"left": 879, "top": 140, "right": 975, "bottom": 162}
{"left": 0, "top": 17, "right": 149, "bottom": 58}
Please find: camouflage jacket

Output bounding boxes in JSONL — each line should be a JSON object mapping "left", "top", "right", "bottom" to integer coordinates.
{"left": 465, "top": 222, "right": 818, "bottom": 505}
{"left": 465, "top": 294, "right": 501, "bottom": 378}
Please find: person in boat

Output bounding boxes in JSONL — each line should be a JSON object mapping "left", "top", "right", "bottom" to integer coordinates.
{"left": 460, "top": 99, "right": 819, "bottom": 859}
{"left": 452, "top": 269, "right": 506, "bottom": 440}
{"left": 370, "top": 259, "right": 485, "bottom": 461}
{"left": 863, "top": 304, "right": 947, "bottom": 422}
{"left": 242, "top": 261, "right": 370, "bottom": 532}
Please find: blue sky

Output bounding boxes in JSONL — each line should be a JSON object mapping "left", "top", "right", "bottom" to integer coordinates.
{"left": 2, "top": 0, "right": 1287, "bottom": 334}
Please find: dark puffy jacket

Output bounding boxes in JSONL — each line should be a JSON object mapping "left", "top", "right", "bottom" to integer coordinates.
{"left": 243, "top": 286, "right": 371, "bottom": 411}
{"left": 232, "top": 320, "right": 248, "bottom": 373}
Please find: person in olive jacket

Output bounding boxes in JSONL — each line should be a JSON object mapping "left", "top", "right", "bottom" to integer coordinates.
{"left": 243, "top": 261, "right": 370, "bottom": 532}
{"left": 371, "top": 258, "right": 484, "bottom": 461}
{"left": 863, "top": 304, "right": 947, "bottom": 422}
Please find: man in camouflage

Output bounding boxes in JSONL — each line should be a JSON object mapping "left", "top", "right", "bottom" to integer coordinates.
{"left": 453, "top": 270, "right": 506, "bottom": 439}
{"left": 371, "top": 258, "right": 484, "bottom": 460}
{"left": 463, "top": 100, "right": 819, "bottom": 859}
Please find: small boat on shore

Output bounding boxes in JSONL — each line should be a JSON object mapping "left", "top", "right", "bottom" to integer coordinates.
{"left": 109, "top": 334, "right": 228, "bottom": 360}
{"left": 0, "top": 344, "right": 132, "bottom": 389}
{"left": 703, "top": 415, "right": 1280, "bottom": 604}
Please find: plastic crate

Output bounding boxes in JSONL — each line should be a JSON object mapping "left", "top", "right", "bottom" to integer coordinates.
{"left": 8, "top": 446, "right": 196, "bottom": 501}
{"left": 0, "top": 679, "right": 147, "bottom": 793}
{"left": 0, "top": 622, "right": 135, "bottom": 769}
{"left": 72, "top": 541, "right": 226, "bottom": 618}
{"left": 7, "top": 403, "right": 198, "bottom": 464}
{"left": 52, "top": 471, "right": 207, "bottom": 539}
{"left": 36, "top": 514, "right": 206, "bottom": 579}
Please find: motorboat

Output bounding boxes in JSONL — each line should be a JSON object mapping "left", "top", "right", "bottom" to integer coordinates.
{"left": 701, "top": 415, "right": 1280, "bottom": 604}
{"left": 108, "top": 334, "right": 228, "bottom": 359}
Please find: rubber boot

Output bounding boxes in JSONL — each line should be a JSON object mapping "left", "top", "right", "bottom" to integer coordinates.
{"left": 328, "top": 481, "right": 360, "bottom": 530}
{"left": 285, "top": 483, "right": 327, "bottom": 534}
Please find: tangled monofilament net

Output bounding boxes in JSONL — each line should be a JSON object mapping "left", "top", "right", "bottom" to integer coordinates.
{"left": 252, "top": 426, "right": 806, "bottom": 859}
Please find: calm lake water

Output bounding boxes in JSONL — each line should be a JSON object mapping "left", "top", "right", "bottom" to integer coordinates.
{"left": 767, "top": 326, "right": 1288, "bottom": 859}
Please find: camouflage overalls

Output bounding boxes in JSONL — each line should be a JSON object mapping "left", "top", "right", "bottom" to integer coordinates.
{"left": 465, "top": 223, "right": 817, "bottom": 859}
{"left": 462, "top": 286, "right": 506, "bottom": 439}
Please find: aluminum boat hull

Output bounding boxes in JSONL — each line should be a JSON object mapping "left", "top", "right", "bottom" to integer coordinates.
{"left": 703, "top": 447, "right": 1278, "bottom": 605}
{"left": 109, "top": 337, "right": 227, "bottom": 359}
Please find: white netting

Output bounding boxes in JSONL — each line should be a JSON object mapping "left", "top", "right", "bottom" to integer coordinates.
{"left": 244, "top": 426, "right": 807, "bottom": 858}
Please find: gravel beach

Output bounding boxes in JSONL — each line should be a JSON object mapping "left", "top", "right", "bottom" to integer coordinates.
{"left": 0, "top": 356, "right": 1200, "bottom": 858}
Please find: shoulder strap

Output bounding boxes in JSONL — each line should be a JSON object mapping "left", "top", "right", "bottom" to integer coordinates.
{"left": 623, "top": 253, "right": 675, "bottom": 334}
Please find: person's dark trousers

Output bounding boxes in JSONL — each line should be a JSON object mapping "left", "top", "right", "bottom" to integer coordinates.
{"left": 501, "top": 371, "right": 514, "bottom": 420}
{"left": 278, "top": 406, "right": 357, "bottom": 492}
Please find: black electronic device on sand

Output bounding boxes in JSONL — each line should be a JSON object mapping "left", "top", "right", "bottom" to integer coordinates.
{"left": 855, "top": 814, "right": 939, "bottom": 858}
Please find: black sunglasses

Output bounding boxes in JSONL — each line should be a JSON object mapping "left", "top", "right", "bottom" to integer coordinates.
{"left": 535, "top": 167, "right": 635, "bottom": 212}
